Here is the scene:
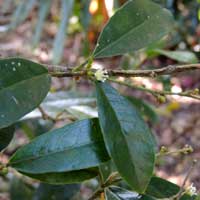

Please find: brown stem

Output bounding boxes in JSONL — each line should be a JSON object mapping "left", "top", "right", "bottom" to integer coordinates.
{"left": 88, "top": 173, "right": 122, "bottom": 200}
{"left": 88, "top": 188, "right": 104, "bottom": 200}
{"left": 38, "top": 106, "right": 57, "bottom": 123}
{"left": 47, "top": 64, "right": 200, "bottom": 78}
{"left": 109, "top": 78, "right": 200, "bottom": 101}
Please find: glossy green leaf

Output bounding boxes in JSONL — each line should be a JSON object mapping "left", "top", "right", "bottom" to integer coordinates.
{"left": 0, "top": 58, "right": 51, "bottom": 129}
{"left": 126, "top": 96, "right": 158, "bottom": 124}
{"left": 10, "top": 118, "right": 110, "bottom": 174}
{"left": 96, "top": 82, "right": 155, "bottom": 193}
{"left": 105, "top": 186, "right": 155, "bottom": 200}
{"left": 146, "top": 177, "right": 180, "bottom": 198}
{"left": 52, "top": 0, "right": 74, "bottom": 64}
{"left": 32, "top": 0, "right": 52, "bottom": 47}
{"left": 34, "top": 183, "right": 80, "bottom": 200}
{"left": 93, "top": 0, "right": 174, "bottom": 58}
{"left": 153, "top": 49, "right": 198, "bottom": 63}
{"left": 22, "top": 168, "right": 98, "bottom": 184}
{"left": 0, "top": 126, "right": 14, "bottom": 152}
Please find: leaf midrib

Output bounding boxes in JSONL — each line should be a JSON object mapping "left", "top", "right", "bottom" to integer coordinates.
{"left": 94, "top": 8, "right": 167, "bottom": 57}
{"left": 97, "top": 85, "right": 141, "bottom": 187}
{"left": 10, "top": 138, "right": 105, "bottom": 166}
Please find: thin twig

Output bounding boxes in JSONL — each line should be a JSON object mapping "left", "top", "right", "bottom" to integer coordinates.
{"left": 175, "top": 160, "right": 197, "bottom": 200}
{"left": 38, "top": 106, "right": 57, "bottom": 122}
{"left": 88, "top": 173, "right": 122, "bottom": 200}
{"left": 47, "top": 63, "right": 200, "bottom": 78}
{"left": 109, "top": 78, "right": 200, "bottom": 101}
{"left": 156, "top": 145, "right": 193, "bottom": 158}
{"left": 88, "top": 188, "right": 104, "bottom": 200}
{"left": 107, "top": 64, "right": 200, "bottom": 77}
{"left": 38, "top": 106, "right": 76, "bottom": 122}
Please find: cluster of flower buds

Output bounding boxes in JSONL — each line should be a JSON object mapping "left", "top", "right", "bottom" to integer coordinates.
{"left": 91, "top": 63, "right": 109, "bottom": 82}
{"left": 185, "top": 183, "right": 197, "bottom": 196}
{"left": 189, "top": 88, "right": 199, "bottom": 96}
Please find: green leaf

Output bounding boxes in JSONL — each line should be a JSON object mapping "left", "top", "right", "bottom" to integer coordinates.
{"left": 52, "top": 0, "right": 74, "bottom": 64}
{"left": 9, "top": 118, "right": 110, "bottom": 174}
{"left": 146, "top": 177, "right": 180, "bottom": 198}
{"left": 0, "top": 58, "right": 51, "bottom": 129}
{"left": 153, "top": 49, "right": 198, "bottom": 63}
{"left": 96, "top": 82, "right": 155, "bottom": 193}
{"left": 32, "top": 0, "right": 52, "bottom": 47}
{"left": 105, "top": 186, "right": 155, "bottom": 200}
{"left": 93, "top": 0, "right": 174, "bottom": 58}
{"left": 22, "top": 168, "right": 98, "bottom": 185}
{"left": 0, "top": 126, "right": 15, "bottom": 152}
{"left": 34, "top": 183, "right": 80, "bottom": 200}
{"left": 126, "top": 96, "right": 158, "bottom": 124}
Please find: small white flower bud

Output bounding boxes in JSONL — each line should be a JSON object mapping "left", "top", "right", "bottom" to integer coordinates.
{"left": 94, "top": 69, "right": 109, "bottom": 82}
{"left": 186, "top": 183, "right": 197, "bottom": 196}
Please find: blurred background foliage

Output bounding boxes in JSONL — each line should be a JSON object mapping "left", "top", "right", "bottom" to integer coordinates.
{"left": 0, "top": 0, "right": 200, "bottom": 199}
